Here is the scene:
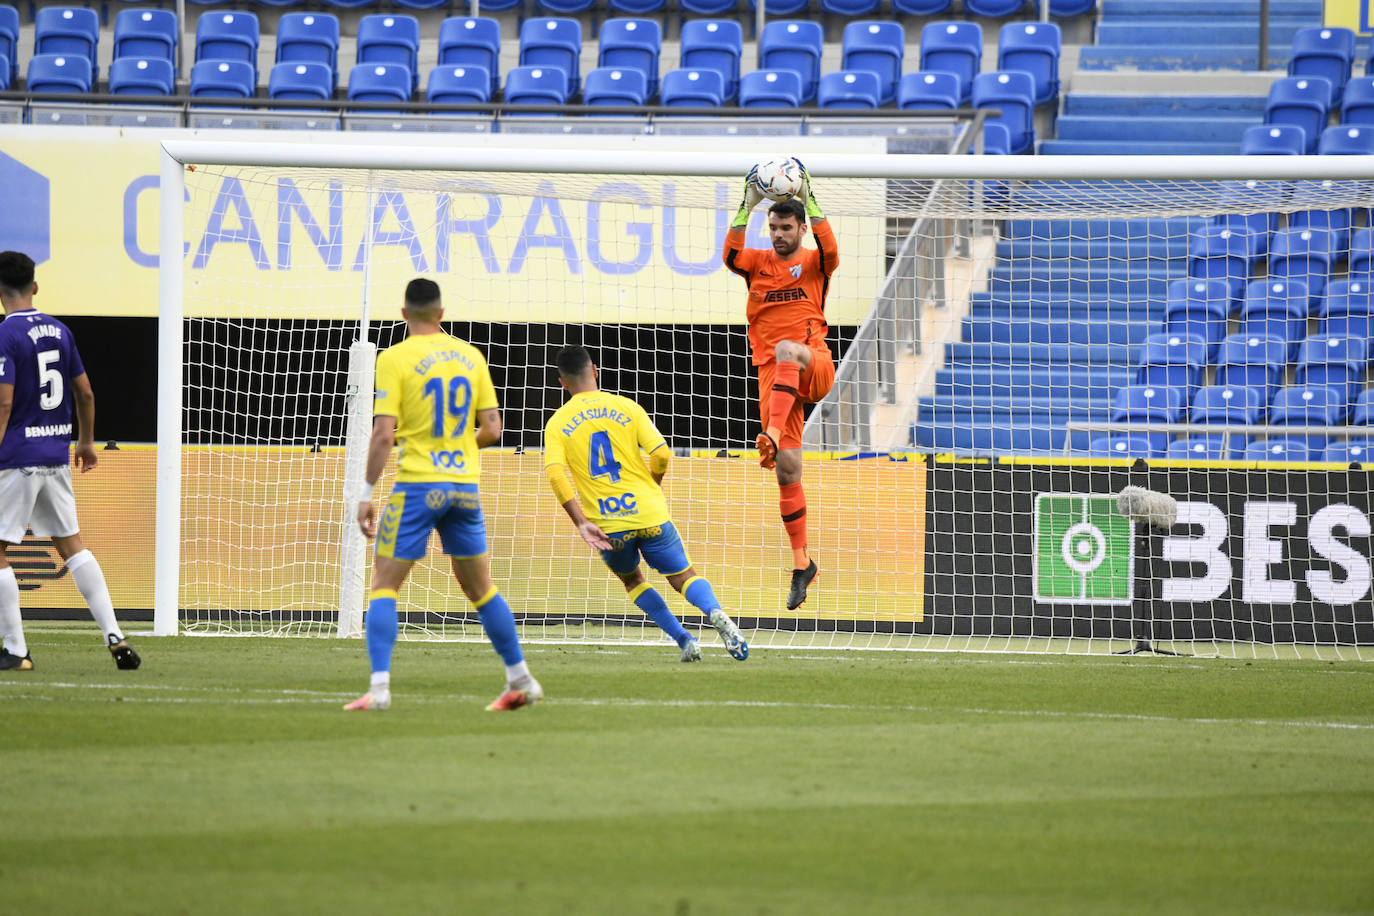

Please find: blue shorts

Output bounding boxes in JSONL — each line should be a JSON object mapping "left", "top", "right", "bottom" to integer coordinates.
{"left": 599, "top": 521, "right": 692, "bottom": 577}
{"left": 376, "top": 482, "right": 487, "bottom": 561}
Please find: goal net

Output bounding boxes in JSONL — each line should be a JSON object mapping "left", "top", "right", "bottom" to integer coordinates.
{"left": 158, "top": 144, "right": 1374, "bottom": 660}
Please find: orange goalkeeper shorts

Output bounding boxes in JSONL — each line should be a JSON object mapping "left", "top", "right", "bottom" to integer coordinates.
{"left": 757, "top": 346, "right": 836, "bottom": 451}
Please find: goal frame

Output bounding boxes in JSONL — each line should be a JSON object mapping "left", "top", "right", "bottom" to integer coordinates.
{"left": 152, "top": 142, "right": 1374, "bottom": 638}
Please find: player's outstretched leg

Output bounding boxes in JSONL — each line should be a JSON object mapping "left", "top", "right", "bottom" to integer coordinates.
{"left": 787, "top": 561, "right": 819, "bottom": 611}
{"left": 624, "top": 580, "right": 697, "bottom": 661}
{"left": 0, "top": 566, "right": 33, "bottom": 670}
{"left": 673, "top": 574, "right": 748, "bottom": 661}
{"left": 346, "top": 587, "right": 398, "bottom": 711}
{"left": 474, "top": 586, "right": 542, "bottom": 711}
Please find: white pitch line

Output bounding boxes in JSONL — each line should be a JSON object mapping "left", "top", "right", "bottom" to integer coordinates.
{"left": 2, "top": 681, "right": 1372, "bottom": 731}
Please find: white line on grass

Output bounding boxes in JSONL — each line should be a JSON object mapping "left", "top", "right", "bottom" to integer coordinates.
{"left": 3, "top": 680, "right": 1372, "bottom": 731}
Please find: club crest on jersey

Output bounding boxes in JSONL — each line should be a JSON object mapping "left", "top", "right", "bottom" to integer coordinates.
{"left": 789, "top": 264, "right": 802, "bottom": 278}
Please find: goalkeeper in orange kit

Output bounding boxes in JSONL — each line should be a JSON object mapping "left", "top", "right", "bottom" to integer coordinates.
{"left": 722, "top": 159, "right": 838, "bottom": 611}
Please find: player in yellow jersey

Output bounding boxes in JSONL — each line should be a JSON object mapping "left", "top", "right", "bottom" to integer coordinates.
{"left": 543, "top": 346, "right": 748, "bottom": 661}
{"left": 348, "top": 279, "right": 540, "bottom": 712}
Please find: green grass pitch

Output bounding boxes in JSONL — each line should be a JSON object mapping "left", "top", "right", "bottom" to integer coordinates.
{"left": 2, "top": 625, "right": 1372, "bottom": 915}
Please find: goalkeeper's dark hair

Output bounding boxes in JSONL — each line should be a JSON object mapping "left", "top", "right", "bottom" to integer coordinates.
{"left": 404, "top": 278, "right": 442, "bottom": 309}
{"left": 556, "top": 345, "right": 595, "bottom": 379}
{"left": 769, "top": 198, "right": 806, "bottom": 224}
{"left": 0, "top": 251, "right": 36, "bottom": 296}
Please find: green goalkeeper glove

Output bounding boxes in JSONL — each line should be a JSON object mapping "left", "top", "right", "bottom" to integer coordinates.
{"left": 791, "top": 157, "right": 825, "bottom": 221}
{"left": 732, "top": 168, "right": 765, "bottom": 230}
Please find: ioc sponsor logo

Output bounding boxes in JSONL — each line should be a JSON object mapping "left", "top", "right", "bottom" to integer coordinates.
{"left": 598, "top": 493, "right": 636, "bottom": 515}
{"left": 429, "top": 449, "right": 466, "bottom": 470}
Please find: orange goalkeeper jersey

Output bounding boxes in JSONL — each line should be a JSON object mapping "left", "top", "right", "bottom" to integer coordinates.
{"left": 722, "top": 219, "right": 839, "bottom": 366}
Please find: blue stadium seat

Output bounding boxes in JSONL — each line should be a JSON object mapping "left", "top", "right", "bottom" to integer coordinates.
{"left": 1342, "top": 76, "right": 1374, "bottom": 126}
{"left": 679, "top": 0, "right": 738, "bottom": 17}
{"left": 1265, "top": 76, "right": 1331, "bottom": 154}
{"left": 965, "top": 0, "right": 1023, "bottom": 15}
{"left": 821, "top": 0, "right": 880, "bottom": 15}
{"left": 599, "top": 19, "right": 661, "bottom": 98}
{"left": 0, "top": 53, "right": 9, "bottom": 91}
{"left": 26, "top": 53, "right": 91, "bottom": 92}
{"left": 1110, "top": 384, "right": 1183, "bottom": 453}
{"left": 1269, "top": 384, "right": 1345, "bottom": 451}
{"left": 608, "top": 0, "right": 668, "bottom": 16}
{"left": 1348, "top": 230, "right": 1374, "bottom": 277}
{"left": 0, "top": 4, "right": 16, "bottom": 86}
{"left": 189, "top": 59, "right": 253, "bottom": 98}
{"left": 1352, "top": 389, "right": 1374, "bottom": 424}
{"left": 997, "top": 21, "right": 1059, "bottom": 105}
{"left": 536, "top": 0, "right": 595, "bottom": 19}
{"left": 196, "top": 12, "right": 259, "bottom": 67}
{"left": 1289, "top": 187, "right": 1352, "bottom": 253}
{"left": 439, "top": 18, "right": 501, "bottom": 98}
{"left": 660, "top": 67, "right": 724, "bottom": 107}
{"left": 1192, "top": 384, "right": 1263, "bottom": 457}
{"left": 113, "top": 10, "right": 178, "bottom": 63}
{"left": 277, "top": 14, "right": 340, "bottom": 86}
{"left": 583, "top": 66, "right": 648, "bottom": 106}
{"left": 347, "top": 63, "right": 412, "bottom": 108}
{"left": 35, "top": 8, "right": 98, "bottom": 76}
{"left": 747, "top": 0, "right": 811, "bottom": 19}
{"left": 1320, "top": 277, "right": 1374, "bottom": 340}
{"left": 1238, "top": 278, "right": 1310, "bottom": 359}
{"left": 1211, "top": 179, "right": 1280, "bottom": 246}
{"left": 357, "top": 15, "right": 420, "bottom": 91}
{"left": 109, "top": 56, "right": 174, "bottom": 95}
{"left": 520, "top": 18, "right": 582, "bottom": 97}
{"left": 892, "top": 0, "right": 951, "bottom": 12}
{"left": 738, "top": 69, "right": 803, "bottom": 108}
{"left": 504, "top": 65, "right": 569, "bottom": 111}
{"left": 920, "top": 21, "right": 981, "bottom": 105}
{"left": 269, "top": 61, "right": 333, "bottom": 101}
{"left": 898, "top": 71, "right": 959, "bottom": 110}
{"left": 973, "top": 71, "right": 1035, "bottom": 154}
{"left": 1215, "top": 333, "right": 1289, "bottom": 405}
{"left": 1088, "top": 435, "right": 1160, "bottom": 459}
{"left": 1135, "top": 332, "right": 1208, "bottom": 403}
{"left": 427, "top": 64, "right": 492, "bottom": 108}
{"left": 1168, "top": 437, "right": 1229, "bottom": 460}
{"left": 1323, "top": 439, "right": 1374, "bottom": 463}
{"left": 461, "top": 0, "right": 522, "bottom": 12}
{"left": 1295, "top": 335, "right": 1367, "bottom": 406}
{"left": 1240, "top": 124, "right": 1305, "bottom": 155}
{"left": 841, "top": 21, "right": 903, "bottom": 106}
{"left": 1187, "top": 224, "right": 1251, "bottom": 301}
{"left": 1269, "top": 227, "right": 1334, "bottom": 297}
{"left": 972, "top": 122, "right": 1012, "bottom": 155}
{"left": 759, "top": 21, "right": 822, "bottom": 104}
{"left": 1319, "top": 125, "right": 1374, "bottom": 155}
{"left": 817, "top": 70, "right": 881, "bottom": 109}
{"left": 680, "top": 20, "right": 740, "bottom": 100}
{"left": 1164, "top": 278, "right": 1231, "bottom": 360}
{"left": 1035, "top": 0, "right": 1096, "bottom": 14}
{"left": 1289, "top": 26, "right": 1354, "bottom": 106}
{"left": 1244, "top": 438, "right": 1311, "bottom": 462}
{"left": 394, "top": 0, "right": 453, "bottom": 10}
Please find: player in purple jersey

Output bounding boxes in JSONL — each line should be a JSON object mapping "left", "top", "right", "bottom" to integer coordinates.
{"left": 0, "top": 251, "right": 140, "bottom": 671}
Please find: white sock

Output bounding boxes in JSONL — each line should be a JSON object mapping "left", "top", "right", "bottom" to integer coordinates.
{"left": 67, "top": 550, "right": 123, "bottom": 644}
{"left": 505, "top": 660, "right": 532, "bottom": 687}
{"left": 0, "top": 567, "right": 25, "bottom": 657}
{"left": 370, "top": 671, "right": 391, "bottom": 695}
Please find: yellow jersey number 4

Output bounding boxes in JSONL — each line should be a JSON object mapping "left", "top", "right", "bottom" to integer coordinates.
{"left": 423, "top": 374, "right": 472, "bottom": 472}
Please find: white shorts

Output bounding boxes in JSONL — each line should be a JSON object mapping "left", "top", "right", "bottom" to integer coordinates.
{"left": 0, "top": 465, "right": 79, "bottom": 544}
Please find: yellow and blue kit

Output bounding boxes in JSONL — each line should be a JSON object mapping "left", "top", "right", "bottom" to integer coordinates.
{"left": 543, "top": 391, "right": 691, "bottom": 576}
{"left": 374, "top": 332, "right": 499, "bottom": 561}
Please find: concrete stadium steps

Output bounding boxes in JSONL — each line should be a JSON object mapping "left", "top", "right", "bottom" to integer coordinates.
{"left": 1004, "top": 217, "right": 1205, "bottom": 239}
{"left": 967, "top": 292, "right": 1166, "bottom": 318}
{"left": 1063, "top": 94, "right": 1269, "bottom": 116}
{"left": 910, "top": 421, "right": 1097, "bottom": 454}
{"left": 960, "top": 315, "right": 1157, "bottom": 346}
{"left": 985, "top": 270, "right": 1178, "bottom": 298}
{"left": 1038, "top": 139, "right": 1243, "bottom": 154}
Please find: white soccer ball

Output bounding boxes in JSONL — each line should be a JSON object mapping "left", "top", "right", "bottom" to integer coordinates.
{"left": 752, "top": 158, "right": 804, "bottom": 202}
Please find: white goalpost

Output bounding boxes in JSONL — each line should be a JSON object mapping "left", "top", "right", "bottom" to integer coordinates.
{"left": 155, "top": 141, "right": 1374, "bottom": 660}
